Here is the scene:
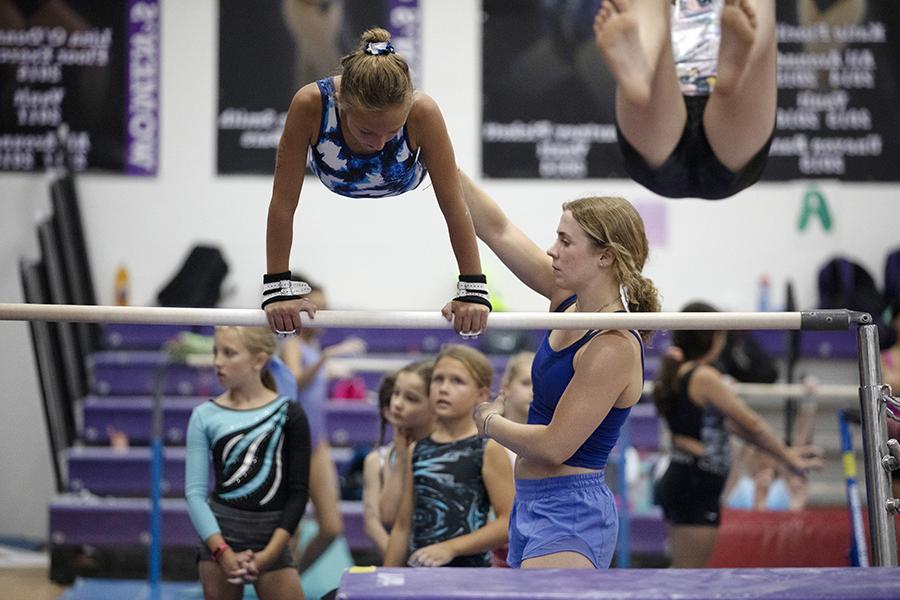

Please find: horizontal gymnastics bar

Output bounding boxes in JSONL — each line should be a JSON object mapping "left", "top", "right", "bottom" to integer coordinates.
{"left": 0, "top": 303, "right": 868, "bottom": 331}
{"left": 326, "top": 357, "right": 862, "bottom": 399}
{"left": 185, "top": 352, "right": 860, "bottom": 404}
{"left": 644, "top": 380, "right": 858, "bottom": 399}
{"left": 724, "top": 382, "right": 859, "bottom": 399}
{"left": 644, "top": 381, "right": 860, "bottom": 409}
{"left": 328, "top": 355, "right": 862, "bottom": 397}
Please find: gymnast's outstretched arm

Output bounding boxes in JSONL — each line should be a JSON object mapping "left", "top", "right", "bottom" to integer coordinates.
{"left": 264, "top": 84, "right": 320, "bottom": 334}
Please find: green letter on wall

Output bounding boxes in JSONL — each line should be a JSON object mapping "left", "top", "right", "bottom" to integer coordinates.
{"left": 797, "top": 187, "right": 833, "bottom": 232}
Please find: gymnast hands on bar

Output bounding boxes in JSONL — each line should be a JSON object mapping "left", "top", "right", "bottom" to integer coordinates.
{"left": 261, "top": 272, "right": 318, "bottom": 336}
{"left": 442, "top": 297, "right": 489, "bottom": 340}
{"left": 265, "top": 297, "right": 319, "bottom": 337}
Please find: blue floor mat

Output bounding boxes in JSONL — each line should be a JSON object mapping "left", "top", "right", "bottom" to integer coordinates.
{"left": 58, "top": 524, "right": 352, "bottom": 599}
{"left": 58, "top": 576, "right": 304, "bottom": 600}
{"left": 59, "top": 578, "right": 208, "bottom": 600}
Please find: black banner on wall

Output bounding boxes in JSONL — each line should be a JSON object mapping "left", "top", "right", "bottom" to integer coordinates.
{"left": 217, "top": 0, "right": 421, "bottom": 175}
{"left": 0, "top": 0, "right": 160, "bottom": 175}
{"left": 481, "top": 0, "right": 900, "bottom": 182}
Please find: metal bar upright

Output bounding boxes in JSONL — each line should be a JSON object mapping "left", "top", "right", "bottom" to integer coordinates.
{"left": 856, "top": 324, "right": 898, "bottom": 566}
{"left": 148, "top": 358, "right": 167, "bottom": 597}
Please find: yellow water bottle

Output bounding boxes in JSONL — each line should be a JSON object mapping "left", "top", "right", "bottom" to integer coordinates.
{"left": 114, "top": 264, "right": 130, "bottom": 306}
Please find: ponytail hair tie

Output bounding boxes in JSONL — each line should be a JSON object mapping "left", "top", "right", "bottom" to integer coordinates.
{"left": 618, "top": 283, "right": 630, "bottom": 313}
{"left": 364, "top": 41, "right": 395, "bottom": 56}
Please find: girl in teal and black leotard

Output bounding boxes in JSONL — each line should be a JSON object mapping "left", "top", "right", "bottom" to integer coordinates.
{"left": 185, "top": 326, "right": 310, "bottom": 600}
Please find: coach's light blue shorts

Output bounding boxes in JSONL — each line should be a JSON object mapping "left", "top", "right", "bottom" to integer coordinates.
{"left": 506, "top": 471, "right": 617, "bottom": 569}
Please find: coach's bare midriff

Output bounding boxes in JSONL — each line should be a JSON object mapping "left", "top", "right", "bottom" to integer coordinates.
{"left": 515, "top": 456, "right": 600, "bottom": 481}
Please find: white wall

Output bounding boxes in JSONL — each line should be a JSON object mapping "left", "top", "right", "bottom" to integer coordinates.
{"left": 0, "top": 174, "right": 58, "bottom": 540}
{"left": 1, "top": 0, "right": 898, "bottom": 539}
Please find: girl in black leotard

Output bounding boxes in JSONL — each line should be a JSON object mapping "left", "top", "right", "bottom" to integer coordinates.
{"left": 653, "top": 302, "right": 823, "bottom": 567}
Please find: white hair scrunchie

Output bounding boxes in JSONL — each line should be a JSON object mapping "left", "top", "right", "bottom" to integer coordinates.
{"left": 619, "top": 283, "right": 630, "bottom": 312}
{"left": 364, "top": 41, "right": 395, "bottom": 56}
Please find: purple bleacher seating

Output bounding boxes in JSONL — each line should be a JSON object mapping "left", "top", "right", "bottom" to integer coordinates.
{"left": 643, "top": 330, "right": 670, "bottom": 358}
{"left": 628, "top": 403, "right": 660, "bottom": 452}
{"left": 65, "top": 446, "right": 190, "bottom": 497}
{"left": 48, "top": 494, "right": 661, "bottom": 556}
{"left": 750, "top": 329, "right": 857, "bottom": 360}
{"left": 89, "top": 346, "right": 659, "bottom": 404}
{"left": 80, "top": 395, "right": 379, "bottom": 449}
{"left": 326, "top": 401, "right": 380, "bottom": 447}
{"left": 89, "top": 351, "right": 223, "bottom": 396}
{"left": 89, "top": 351, "right": 507, "bottom": 400}
{"left": 629, "top": 507, "right": 667, "bottom": 555}
{"left": 103, "top": 324, "right": 216, "bottom": 350}
{"left": 81, "top": 395, "right": 204, "bottom": 444}
{"left": 320, "top": 327, "right": 464, "bottom": 354}
{"left": 751, "top": 330, "right": 787, "bottom": 358}
{"left": 799, "top": 330, "right": 858, "bottom": 359}
{"left": 102, "top": 324, "right": 192, "bottom": 350}
{"left": 65, "top": 445, "right": 354, "bottom": 497}
{"left": 49, "top": 496, "right": 370, "bottom": 550}
{"left": 49, "top": 496, "right": 199, "bottom": 547}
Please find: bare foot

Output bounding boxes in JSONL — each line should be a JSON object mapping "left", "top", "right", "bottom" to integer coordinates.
{"left": 593, "top": 0, "right": 653, "bottom": 106}
{"left": 716, "top": 0, "right": 757, "bottom": 96}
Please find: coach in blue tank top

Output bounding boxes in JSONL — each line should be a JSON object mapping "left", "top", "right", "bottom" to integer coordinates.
{"left": 459, "top": 171, "right": 661, "bottom": 569}
{"left": 262, "top": 27, "right": 490, "bottom": 340}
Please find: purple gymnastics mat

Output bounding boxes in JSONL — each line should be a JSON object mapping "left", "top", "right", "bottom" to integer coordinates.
{"left": 335, "top": 567, "right": 900, "bottom": 600}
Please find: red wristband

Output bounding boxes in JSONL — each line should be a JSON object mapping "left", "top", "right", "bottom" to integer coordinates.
{"left": 212, "top": 542, "right": 230, "bottom": 562}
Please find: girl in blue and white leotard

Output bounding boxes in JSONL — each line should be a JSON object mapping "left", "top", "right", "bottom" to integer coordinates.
{"left": 263, "top": 27, "right": 490, "bottom": 338}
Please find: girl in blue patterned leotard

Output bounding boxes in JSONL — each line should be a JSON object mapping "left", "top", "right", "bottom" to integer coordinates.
{"left": 263, "top": 27, "right": 490, "bottom": 338}
{"left": 307, "top": 76, "right": 425, "bottom": 198}
{"left": 384, "top": 345, "right": 515, "bottom": 568}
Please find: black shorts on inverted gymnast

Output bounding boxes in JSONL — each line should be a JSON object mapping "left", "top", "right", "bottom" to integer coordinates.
{"left": 653, "top": 453, "right": 727, "bottom": 526}
{"left": 616, "top": 94, "right": 774, "bottom": 200}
